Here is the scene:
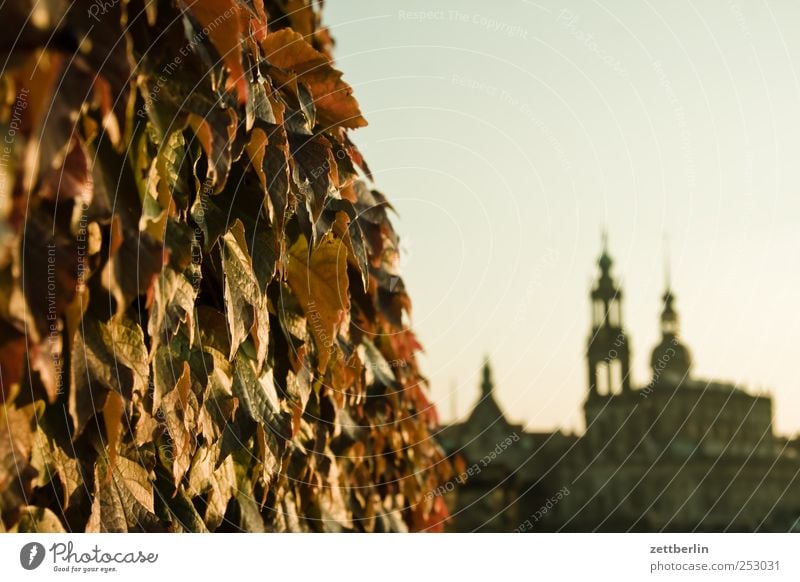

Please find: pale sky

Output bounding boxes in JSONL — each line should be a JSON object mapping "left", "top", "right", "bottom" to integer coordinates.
{"left": 324, "top": 0, "right": 800, "bottom": 436}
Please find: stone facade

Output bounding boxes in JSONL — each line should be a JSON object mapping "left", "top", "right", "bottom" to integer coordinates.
{"left": 437, "top": 241, "right": 800, "bottom": 532}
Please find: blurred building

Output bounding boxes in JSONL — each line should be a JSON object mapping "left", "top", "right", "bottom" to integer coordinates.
{"left": 437, "top": 240, "right": 800, "bottom": 532}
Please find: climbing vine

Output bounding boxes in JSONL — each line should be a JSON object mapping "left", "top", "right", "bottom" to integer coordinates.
{"left": 0, "top": 0, "right": 450, "bottom": 532}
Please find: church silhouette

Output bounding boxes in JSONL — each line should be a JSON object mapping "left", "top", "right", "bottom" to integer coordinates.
{"left": 438, "top": 238, "right": 800, "bottom": 532}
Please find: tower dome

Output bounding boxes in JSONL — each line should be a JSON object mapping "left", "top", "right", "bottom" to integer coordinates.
{"left": 650, "top": 287, "right": 692, "bottom": 385}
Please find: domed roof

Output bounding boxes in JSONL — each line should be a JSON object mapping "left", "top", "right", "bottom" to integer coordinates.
{"left": 649, "top": 282, "right": 693, "bottom": 385}
{"left": 650, "top": 334, "right": 692, "bottom": 385}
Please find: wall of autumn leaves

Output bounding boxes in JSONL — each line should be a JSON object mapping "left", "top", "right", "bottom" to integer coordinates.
{"left": 0, "top": 0, "right": 452, "bottom": 532}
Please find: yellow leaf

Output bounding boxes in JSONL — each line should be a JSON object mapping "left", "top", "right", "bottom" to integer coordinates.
{"left": 286, "top": 233, "right": 349, "bottom": 372}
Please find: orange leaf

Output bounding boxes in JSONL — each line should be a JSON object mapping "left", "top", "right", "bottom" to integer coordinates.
{"left": 262, "top": 28, "right": 367, "bottom": 129}
{"left": 102, "top": 391, "right": 124, "bottom": 481}
{"left": 245, "top": 126, "right": 269, "bottom": 190}
{"left": 185, "top": 0, "right": 247, "bottom": 104}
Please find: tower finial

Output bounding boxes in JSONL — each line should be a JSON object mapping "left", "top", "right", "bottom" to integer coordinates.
{"left": 480, "top": 356, "right": 493, "bottom": 396}
{"left": 660, "top": 233, "right": 679, "bottom": 335}
{"left": 598, "top": 228, "right": 612, "bottom": 273}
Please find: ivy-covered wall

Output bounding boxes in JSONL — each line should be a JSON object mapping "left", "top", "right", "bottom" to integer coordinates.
{"left": 0, "top": 0, "right": 451, "bottom": 532}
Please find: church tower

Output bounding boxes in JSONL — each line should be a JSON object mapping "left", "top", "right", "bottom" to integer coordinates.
{"left": 649, "top": 277, "right": 693, "bottom": 386}
{"left": 586, "top": 233, "right": 631, "bottom": 397}
{"left": 466, "top": 358, "right": 507, "bottom": 426}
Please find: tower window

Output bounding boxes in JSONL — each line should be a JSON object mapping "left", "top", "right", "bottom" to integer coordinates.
{"left": 596, "top": 362, "right": 609, "bottom": 395}
{"left": 610, "top": 360, "right": 623, "bottom": 394}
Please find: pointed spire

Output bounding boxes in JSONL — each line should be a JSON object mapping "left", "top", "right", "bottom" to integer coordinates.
{"left": 598, "top": 228, "right": 613, "bottom": 273}
{"left": 466, "top": 356, "right": 511, "bottom": 428}
{"left": 660, "top": 263, "right": 679, "bottom": 337}
{"left": 660, "top": 233, "right": 678, "bottom": 334}
{"left": 480, "top": 356, "right": 494, "bottom": 396}
{"left": 651, "top": 259, "right": 692, "bottom": 381}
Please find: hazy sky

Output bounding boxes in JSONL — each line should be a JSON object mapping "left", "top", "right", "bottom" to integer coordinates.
{"left": 324, "top": 0, "right": 800, "bottom": 436}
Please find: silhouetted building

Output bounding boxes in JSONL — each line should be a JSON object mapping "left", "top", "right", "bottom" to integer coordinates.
{"left": 439, "top": 238, "right": 800, "bottom": 532}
